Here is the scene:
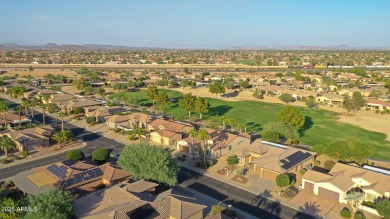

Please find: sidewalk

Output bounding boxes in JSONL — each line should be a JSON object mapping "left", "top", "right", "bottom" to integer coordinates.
{"left": 0, "top": 141, "right": 86, "bottom": 171}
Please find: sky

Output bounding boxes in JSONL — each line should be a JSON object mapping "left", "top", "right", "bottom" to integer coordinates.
{"left": 1, "top": 0, "right": 390, "bottom": 48}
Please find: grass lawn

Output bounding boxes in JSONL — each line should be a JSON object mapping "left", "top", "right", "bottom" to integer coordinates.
{"left": 110, "top": 90, "right": 390, "bottom": 160}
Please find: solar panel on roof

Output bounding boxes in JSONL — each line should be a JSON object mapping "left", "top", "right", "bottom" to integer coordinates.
{"left": 93, "top": 169, "right": 104, "bottom": 176}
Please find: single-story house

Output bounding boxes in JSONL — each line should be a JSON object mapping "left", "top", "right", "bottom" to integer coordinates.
{"left": 85, "top": 106, "right": 127, "bottom": 122}
{"left": 302, "top": 163, "right": 390, "bottom": 203}
{"left": 150, "top": 129, "right": 183, "bottom": 146}
{"left": 43, "top": 93, "right": 75, "bottom": 106}
{"left": 365, "top": 99, "right": 390, "bottom": 111}
{"left": 2, "top": 125, "right": 55, "bottom": 152}
{"left": 128, "top": 112, "right": 155, "bottom": 129}
{"left": 231, "top": 141, "right": 317, "bottom": 181}
{"left": 316, "top": 94, "right": 344, "bottom": 105}
{"left": 74, "top": 180, "right": 207, "bottom": 219}
{"left": 0, "top": 113, "right": 31, "bottom": 128}
{"left": 13, "top": 160, "right": 130, "bottom": 196}
{"left": 147, "top": 118, "right": 193, "bottom": 133}
{"left": 64, "top": 99, "right": 103, "bottom": 113}
{"left": 106, "top": 115, "right": 130, "bottom": 129}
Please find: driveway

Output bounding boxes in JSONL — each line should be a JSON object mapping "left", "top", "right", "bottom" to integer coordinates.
{"left": 288, "top": 190, "right": 336, "bottom": 218}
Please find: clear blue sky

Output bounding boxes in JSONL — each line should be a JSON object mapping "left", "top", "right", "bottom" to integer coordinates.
{"left": 1, "top": 0, "right": 389, "bottom": 48}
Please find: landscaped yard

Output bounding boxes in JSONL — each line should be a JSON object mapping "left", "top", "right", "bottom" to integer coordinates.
{"left": 110, "top": 90, "right": 390, "bottom": 160}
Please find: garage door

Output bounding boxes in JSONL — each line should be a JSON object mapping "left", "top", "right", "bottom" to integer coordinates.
{"left": 304, "top": 181, "right": 314, "bottom": 192}
{"left": 318, "top": 187, "right": 339, "bottom": 201}
{"left": 262, "top": 169, "right": 278, "bottom": 181}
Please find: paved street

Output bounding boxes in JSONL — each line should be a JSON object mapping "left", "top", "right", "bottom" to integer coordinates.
{"left": 0, "top": 98, "right": 314, "bottom": 219}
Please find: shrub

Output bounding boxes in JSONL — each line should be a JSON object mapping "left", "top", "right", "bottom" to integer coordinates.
{"left": 207, "top": 160, "right": 214, "bottom": 167}
{"left": 324, "top": 160, "right": 336, "bottom": 170}
{"left": 226, "top": 156, "right": 239, "bottom": 166}
{"left": 276, "top": 174, "right": 290, "bottom": 188}
{"left": 300, "top": 168, "right": 307, "bottom": 175}
{"left": 92, "top": 148, "right": 110, "bottom": 163}
{"left": 283, "top": 186, "right": 299, "bottom": 198}
{"left": 376, "top": 199, "right": 390, "bottom": 219}
{"left": 15, "top": 156, "right": 21, "bottom": 160}
{"left": 21, "top": 151, "right": 29, "bottom": 157}
{"left": 66, "top": 149, "right": 85, "bottom": 161}
{"left": 128, "top": 134, "right": 137, "bottom": 140}
{"left": 362, "top": 201, "right": 376, "bottom": 208}
{"left": 2, "top": 160, "right": 9, "bottom": 164}
{"left": 73, "top": 107, "right": 84, "bottom": 114}
{"left": 86, "top": 116, "right": 97, "bottom": 125}
{"left": 340, "top": 209, "right": 352, "bottom": 218}
{"left": 314, "top": 160, "right": 321, "bottom": 166}
{"left": 354, "top": 212, "right": 366, "bottom": 219}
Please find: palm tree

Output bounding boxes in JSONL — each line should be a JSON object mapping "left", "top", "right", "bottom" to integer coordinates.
{"left": 189, "top": 128, "right": 198, "bottom": 146}
{"left": 58, "top": 112, "right": 68, "bottom": 131}
{"left": 220, "top": 116, "right": 228, "bottom": 130}
{"left": 238, "top": 124, "right": 245, "bottom": 134}
{"left": 0, "top": 136, "right": 16, "bottom": 157}
{"left": 52, "top": 130, "right": 73, "bottom": 147}
{"left": 39, "top": 103, "right": 47, "bottom": 125}
{"left": 132, "top": 126, "right": 146, "bottom": 141}
{"left": 21, "top": 98, "right": 29, "bottom": 117}
{"left": 0, "top": 101, "right": 10, "bottom": 128}
{"left": 228, "top": 118, "right": 236, "bottom": 132}
{"left": 15, "top": 106, "right": 23, "bottom": 128}
{"left": 196, "top": 128, "right": 210, "bottom": 162}
{"left": 29, "top": 98, "right": 37, "bottom": 121}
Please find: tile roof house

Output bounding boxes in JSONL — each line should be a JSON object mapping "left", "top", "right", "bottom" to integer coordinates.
{"left": 0, "top": 112, "right": 31, "bottom": 128}
{"left": 43, "top": 93, "right": 75, "bottom": 105}
{"left": 365, "top": 99, "right": 390, "bottom": 111}
{"left": 106, "top": 115, "right": 132, "bottom": 129}
{"left": 316, "top": 94, "right": 344, "bottom": 105}
{"left": 85, "top": 106, "right": 127, "bottom": 122}
{"left": 302, "top": 163, "right": 390, "bottom": 203}
{"left": 64, "top": 99, "right": 103, "bottom": 113}
{"left": 148, "top": 119, "right": 193, "bottom": 146}
{"left": 128, "top": 113, "right": 156, "bottom": 129}
{"left": 74, "top": 180, "right": 207, "bottom": 219}
{"left": 231, "top": 141, "right": 316, "bottom": 181}
{"left": 13, "top": 159, "right": 131, "bottom": 196}
{"left": 2, "top": 125, "right": 54, "bottom": 152}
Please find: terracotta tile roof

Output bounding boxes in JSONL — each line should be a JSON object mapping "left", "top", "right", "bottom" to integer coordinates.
{"left": 65, "top": 99, "right": 102, "bottom": 109}
{"left": 50, "top": 93, "right": 74, "bottom": 102}
{"left": 128, "top": 113, "right": 155, "bottom": 124}
{"left": 155, "top": 129, "right": 179, "bottom": 138}
{"left": 125, "top": 180, "right": 159, "bottom": 193}
{"left": 148, "top": 119, "right": 193, "bottom": 132}
{"left": 107, "top": 115, "right": 129, "bottom": 123}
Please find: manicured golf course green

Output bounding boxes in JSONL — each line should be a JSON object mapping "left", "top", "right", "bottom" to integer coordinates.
{"left": 110, "top": 90, "right": 390, "bottom": 160}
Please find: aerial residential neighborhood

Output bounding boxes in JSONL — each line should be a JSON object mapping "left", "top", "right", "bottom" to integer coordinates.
{"left": 1, "top": 1, "right": 390, "bottom": 219}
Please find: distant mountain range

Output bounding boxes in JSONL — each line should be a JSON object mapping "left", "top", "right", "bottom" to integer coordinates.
{"left": 0, "top": 43, "right": 389, "bottom": 50}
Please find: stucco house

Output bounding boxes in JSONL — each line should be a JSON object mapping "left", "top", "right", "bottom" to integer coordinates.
{"left": 231, "top": 141, "right": 316, "bottom": 181}
{"left": 316, "top": 94, "right": 344, "bottom": 105}
{"left": 302, "top": 163, "right": 390, "bottom": 203}
{"left": 365, "top": 99, "right": 390, "bottom": 111}
{"left": 148, "top": 119, "right": 193, "bottom": 146}
{"left": 2, "top": 125, "right": 55, "bottom": 152}
{"left": 74, "top": 180, "right": 207, "bottom": 219}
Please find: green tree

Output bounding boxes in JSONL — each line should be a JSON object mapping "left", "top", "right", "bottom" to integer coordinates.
{"left": 312, "top": 139, "right": 374, "bottom": 164}
{"left": 278, "top": 93, "right": 295, "bottom": 104}
{"left": 376, "top": 199, "right": 390, "bottom": 219}
{"left": 156, "top": 79, "right": 169, "bottom": 87}
{"left": 226, "top": 156, "right": 239, "bottom": 166}
{"left": 86, "top": 116, "right": 97, "bottom": 124}
{"left": 73, "top": 106, "right": 84, "bottom": 114}
{"left": 262, "top": 130, "right": 280, "bottom": 143}
{"left": 23, "top": 189, "right": 74, "bottom": 219}
{"left": 147, "top": 86, "right": 159, "bottom": 107}
{"left": 179, "top": 93, "right": 196, "bottom": 118}
{"left": 384, "top": 80, "right": 390, "bottom": 93}
{"left": 52, "top": 130, "right": 73, "bottom": 147}
{"left": 92, "top": 148, "right": 110, "bottom": 163}
{"left": 118, "top": 143, "right": 179, "bottom": 186}
{"left": 208, "top": 81, "right": 225, "bottom": 98}
{"left": 276, "top": 106, "right": 305, "bottom": 130}
{"left": 276, "top": 174, "right": 290, "bottom": 188}
{"left": 83, "top": 86, "right": 94, "bottom": 95}
{"left": 183, "top": 67, "right": 189, "bottom": 74}
{"left": 351, "top": 91, "right": 366, "bottom": 114}
{"left": 210, "top": 205, "right": 237, "bottom": 218}
{"left": 224, "top": 77, "right": 236, "bottom": 89}
{"left": 0, "top": 136, "right": 16, "bottom": 158}
{"left": 66, "top": 149, "right": 85, "bottom": 161}
{"left": 262, "top": 121, "right": 300, "bottom": 141}
{"left": 194, "top": 97, "right": 210, "bottom": 120}
{"left": 156, "top": 90, "right": 170, "bottom": 113}
{"left": 39, "top": 103, "right": 47, "bottom": 125}
{"left": 0, "top": 198, "right": 22, "bottom": 219}
{"left": 305, "top": 99, "right": 318, "bottom": 108}
{"left": 239, "top": 80, "right": 250, "bottom": 88}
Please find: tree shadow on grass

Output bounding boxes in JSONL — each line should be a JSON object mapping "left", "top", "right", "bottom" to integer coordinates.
{"left": 246, "top": 122, "right": 262, "bottom": 133}
{"left": 209, "top": 105, "right": 233, "bottom": 116}
{"left": 299, "top": 116, "right": 314, "bottom": 136}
